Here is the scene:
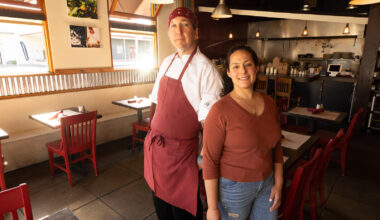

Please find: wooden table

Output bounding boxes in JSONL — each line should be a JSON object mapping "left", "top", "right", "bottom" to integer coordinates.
{"left": 29, "top": 107, "right": 101, "bottom": 129}
{"left": 112, "top": 97, "right": 151, "bottom": 121}
{"left": 0, "top": 128, "right": 9, "bottom": 190}
{"left": 281, "top": 130, "right": 319, "bottom": 170}
{"left": 40, "top": 208, "right": 79, "bottom": 220}
{"left": 285, "top": 107, "right": 347, "bottom": 133}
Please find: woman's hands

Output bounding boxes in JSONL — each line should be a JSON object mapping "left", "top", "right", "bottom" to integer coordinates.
{"left": 207, "top": 207, "right": 221, "bottom": 220}
{"left": 269, "top": 183, "right": 282, "bottom": 212}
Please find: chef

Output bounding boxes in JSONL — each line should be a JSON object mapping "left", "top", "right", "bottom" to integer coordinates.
{"left": 144, "top": 7, "right": 222, "bottom": 220}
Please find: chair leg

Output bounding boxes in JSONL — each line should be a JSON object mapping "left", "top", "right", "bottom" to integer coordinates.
{"left": 340, "top": 146, "right": 348, "bottom": 176}
{"left": 48, "top": 150, "right": 55, "bottom": 177}
{"left": 92, "top": 151, "right": 98, "bottom": 176}
{"left": 132, "top": 126, "right": 136, "bottom": 149}
{"left": 63, "top": 155, "right": 73, "bottom": 187}
{"left": 319, "top": 178, "right": 326, "bottom": 208}
{"left": 309, "top": 185, "right": 318, "bottom": 220}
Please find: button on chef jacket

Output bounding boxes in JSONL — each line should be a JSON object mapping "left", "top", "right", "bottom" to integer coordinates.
{"left": 150, "top": 48, "right": 223, "bottom": 122}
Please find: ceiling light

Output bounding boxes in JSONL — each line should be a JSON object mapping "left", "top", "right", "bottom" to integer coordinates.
{"left": 346, "top": 4, "right": 357, "bottom": 9}
{"left": 0, "top": 3, "right": 41, "bottom": 11}
{"left": 343, "top": 23, "right": 350, "bottom": 34}
{"left": 211, "top": 0, "right": 232, "bottom": 19}
{"left": 228, "top": 33, "right": 233, "bottom": 39}
{"left": 256, "top": 31, "right": 260, "bottom": 38}
{"left": 349, "top": 0, "right": 380, "bottom": 5}
{"left": 302, "top": 1, "right": 311, "bottom": 11}
{"left": 149, "top": 0, "right": 174, "bottom": 4}
{"left": 302, "top": 22, "right": 309, "bottom": 36}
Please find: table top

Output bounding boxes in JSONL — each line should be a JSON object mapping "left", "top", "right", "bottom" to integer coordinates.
{"left": 40, "top": 208, "right": 79, "bottom": 220}
{"left": 0, "top": 128, "right": 9, "bottom": 140}
{"left": 29, "top": 107, "right": 85, "bottom": 129}
{"left": 286, "top": 107, "right": 347, "bottom": 123}
{"left": 112, "top": 97, "right": 151, "bottom": 110}
{"left": 282, "top": 130, "right": 319, "bottom": 170}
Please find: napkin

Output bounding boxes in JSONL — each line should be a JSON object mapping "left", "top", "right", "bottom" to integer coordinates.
{"left": 307, "top": 108, "right": 324, "bottom": 114}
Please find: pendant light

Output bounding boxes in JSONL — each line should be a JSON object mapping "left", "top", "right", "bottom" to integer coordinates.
{"left": 211, "top": 0, "right": 232, "bottom": 19}
{"left": 349, "top": 0, "right": 380, "bottom": 5}
{"left": 301, "top": 0, "right": 311, "bottom": 11}
{"left": 255, "top": 24, "right": 261, "bottom": 38}
{"left": 228, "top": 33, "right": 233, "bottom": 39}
{"left": 149, "top": 0, "right": 174, "bottom": 4}
{"left": 302, "top": 21, "right": 309, "bottom": 36}
{"left": 343, "top": 23, "right": 350, "bottom": 34}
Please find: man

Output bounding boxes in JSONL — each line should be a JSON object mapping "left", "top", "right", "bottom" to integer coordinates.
{"left": 144, "top": 7, "right": 222, "bottom": 220}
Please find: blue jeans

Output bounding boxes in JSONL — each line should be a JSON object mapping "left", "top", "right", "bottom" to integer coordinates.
{"left": 218, "top": 174, "right": 277, "bottom": 220}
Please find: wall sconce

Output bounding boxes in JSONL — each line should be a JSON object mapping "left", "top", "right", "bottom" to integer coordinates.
{"left": 228, "top": 33, "right": 233, "bottom": 39}
{"left": 302, "top": 21, "right": 309, "bottom": 36}
{"left": 343, "top": 23, "right": 350, "bottom": 34}
{"left": 256, "top": 24, "right": 260, "bottom": 38}
{"left": 301, "top": 1, "right": 311, "bottom": 11}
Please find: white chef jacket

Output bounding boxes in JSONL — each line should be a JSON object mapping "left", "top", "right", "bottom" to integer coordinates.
{"left": 149, "top": 48, "right": 223, "bottom": 121}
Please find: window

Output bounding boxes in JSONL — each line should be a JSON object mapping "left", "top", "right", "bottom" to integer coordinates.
{"left": 0, "top": 17, "right": 49, "bottom": 75}
{"left": 111, "top": 29, "right": 155, "bottom": 70}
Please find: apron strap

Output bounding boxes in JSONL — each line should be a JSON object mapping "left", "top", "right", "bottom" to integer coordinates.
{"left": 163, "top": 49, "right": 197, "bottom": 81}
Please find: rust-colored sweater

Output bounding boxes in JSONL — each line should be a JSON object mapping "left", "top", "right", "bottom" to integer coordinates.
{"left": 203, "top": 93, "right": 283, "bottom": 182}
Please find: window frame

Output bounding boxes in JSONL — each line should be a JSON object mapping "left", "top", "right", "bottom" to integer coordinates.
{"left": 110, "top": 28, "right": 158, "bottom": 70}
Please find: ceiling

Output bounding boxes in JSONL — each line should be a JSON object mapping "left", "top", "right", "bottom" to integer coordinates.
{"left": 196, "top": 0, "right": 369, "bottom": 22}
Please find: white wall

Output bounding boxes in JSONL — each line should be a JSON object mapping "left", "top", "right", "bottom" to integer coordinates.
{"left": 45, "top": 0, "right": 112, "bottom": 69}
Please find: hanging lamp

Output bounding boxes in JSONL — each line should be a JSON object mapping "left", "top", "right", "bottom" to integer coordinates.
{"left": 343, "top": 23, "right": 350, "bottom": 34}
{"left": 256, "top": 24, "right": 260, "bottom": 38}
{"left": 349, "top": 0, "right": 380, "bottom": 5}
{"left": 302, "top": 21, "right": 309, "bottom": 36}
{"left": 301, "top": 0, "right": 311, "bottom": 11}
{"left": 211, "top": 0, "right": 232, "bottom": 19}
{"left": 150, "top": 0, "right": 174, "bottom": 4}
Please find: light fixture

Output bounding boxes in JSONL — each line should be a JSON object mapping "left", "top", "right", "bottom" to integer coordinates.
{"left": 228, "top": 33, "right": 233, "bottom": 39}
{"left": 255, "top": 24, "right": 260, "bottom": 38}
{"left": 211, "top": 0, "right": 232, "bottom": 19}
{"left": 149, "top": 0, "right": 174, "bottom": 4}
{"left": 349, "top": 0, "right": 380, "bottom": 5}
{"left": 301, "top": 1, "right": 310, "bottom": 11}
{"left": 346, "top": 3, "right": 357, "bottom": 9}
{"left": 302, "top": 21, "right": 309, "bottom": 36}
{"left": 0, "top": 2, "right": 41, "bottom": 11}
{"left": 343, "top": 23, "right": 350, "bottom": 34}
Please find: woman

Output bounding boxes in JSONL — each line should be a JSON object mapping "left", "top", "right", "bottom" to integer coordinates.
{"left": 202, "top": 45, "right": 283, "bottom": 220}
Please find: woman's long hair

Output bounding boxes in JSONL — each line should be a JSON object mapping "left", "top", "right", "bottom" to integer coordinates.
{"left": 221, "top": 45, "right": 259, "bottom": 97}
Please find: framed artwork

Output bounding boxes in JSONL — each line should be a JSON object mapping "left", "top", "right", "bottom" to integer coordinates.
{"left": 67, "top": 0, "right": 98, "bottom": 19}
{"left": 70, "top": 25, "right": 86, "bottom": 47}
{"left": 86, "top": 26, "right": 100, "bottom": 48}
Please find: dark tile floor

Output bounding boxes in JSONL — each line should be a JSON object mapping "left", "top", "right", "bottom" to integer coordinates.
{"left": 3, "top": 133, "right": 380, "bottom": 220}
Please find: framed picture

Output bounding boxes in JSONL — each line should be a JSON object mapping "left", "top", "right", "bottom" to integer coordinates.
{"left": 67, "top": 0, "right": 98, "bottom": 19}
{"left": 70, "top": 25, "right": 86, "bottom": 47}
{"left": 86, "top": 27, "right": 100, "bottom": 48}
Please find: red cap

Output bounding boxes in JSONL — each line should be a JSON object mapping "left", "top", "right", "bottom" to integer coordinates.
{"left": 168, "top": 7, "right": 198, "bottom": 28}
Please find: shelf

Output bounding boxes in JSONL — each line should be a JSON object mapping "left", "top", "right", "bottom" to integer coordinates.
{"left": 251, "top": 35, "right": 358, "bottom": 41}
{"left": 298, "top": 58, "right": 355, "bottom": 61}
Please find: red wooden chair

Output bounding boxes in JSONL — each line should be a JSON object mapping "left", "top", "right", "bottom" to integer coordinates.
{"left": 132, "top": 104, "right": 155, "bottom": 149}
{"left": 315, "top": 108, "right": 364, "bottom": 176}
{"left": 0, "top": 183, "right": 33, "bottom": 220}
{"left": 46, "top": 111, "right": 98, "bottom": 186}
{"left": 277, "top": 98, "right": 309, "bottom": 134}
{"left": 0, "top": 142, "right": 6, "bottom": 191}
{"left": 279, "top": 148, "right": 322, "bottom": 220}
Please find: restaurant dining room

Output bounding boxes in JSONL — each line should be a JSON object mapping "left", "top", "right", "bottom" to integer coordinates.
{"left": 0, "top": 0, "right": 379, "bottom": 219}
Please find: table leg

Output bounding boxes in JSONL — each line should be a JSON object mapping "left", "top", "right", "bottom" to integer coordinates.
{"left": 137, "top": 109, "right": 143, "bottom": 122}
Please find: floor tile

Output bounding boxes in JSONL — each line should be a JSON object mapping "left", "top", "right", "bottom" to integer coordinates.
{"left": 325, "top": 193, "right": 380, "bottom": 220}
{"left": 144, "top": 212, "right": 158, "bottom": 220}
{"left": 102, "top": 179, "right": 154, "bottom": 220}
{"left": 117, "top": 149, "right": 144, "bottom": 176}
{"left": 29, "top": 183, "right": 96, "bottom": 219}
{"left": 79, "top": 163, "right": 140, "bottom": 197}
{"left": 73, "top": 199, "right": 125, "bottom": 220}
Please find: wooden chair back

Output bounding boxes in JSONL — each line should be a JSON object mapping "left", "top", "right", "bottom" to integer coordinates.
{"left": 275, "top": 77, "right": 292, "bottom": 108}
{"left": 254, "top": 75, "right": 268, "bottom": 94}
{"left": 0, "top": 183, "right": 33, "bottom": 220}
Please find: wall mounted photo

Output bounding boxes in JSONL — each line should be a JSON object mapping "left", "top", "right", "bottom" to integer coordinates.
{"left": 86, "top": 27, "right": 100, "bottom": 48}
{"left": 70, "top": 25, "right": 86, "bottom": 47}
{"left": 67, "top": 0, "right": 98, "bottom": 19}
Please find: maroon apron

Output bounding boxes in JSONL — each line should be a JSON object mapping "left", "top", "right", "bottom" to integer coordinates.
{"left": 144, "top": 49, "right": 201, "bottom": 216}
